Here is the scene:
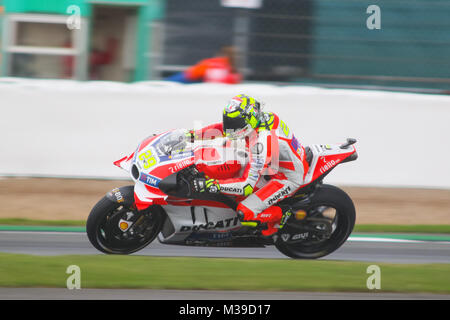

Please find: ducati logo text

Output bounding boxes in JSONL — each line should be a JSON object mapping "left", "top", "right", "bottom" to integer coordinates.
{"left": 180, "top": 217, "right": 240, "bottom": 232}
{"left": 267, "top": 186, "right": 291, "bottom": 205}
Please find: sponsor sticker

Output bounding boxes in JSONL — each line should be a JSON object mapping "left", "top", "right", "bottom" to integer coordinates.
{"left": 292, "top": 233, "right": 309, "bottom": 240}
{"left": 252, "top": 142, "right": 264, "bottom": 155}
{"left": 139, "top": 173, "right": 161, "bottom": 187}
{"left": 319, "top": 158, "right": 340, "bottom": 174}
{"left": 110, "top": 188, "right": 124, "bottom": 203}
{"left": 159, "top": 151, "right": 194, "bottom": 162}
{"left": 180, "top": 217, "right": 240, "bottom": 232}
{"left": 267, "top": 186, "right": 291, "bottom": 205}
{"left": 221, "top": 186, "right": 243, "bottom": 194}
{"left": 290, "top": 136, "right": 304, "bottom": 160}
{"left": 118, "top": 219, "right": 132, "bottom": 232}
{"left": 168, "top": 158, "right": 194, "bottom": 173}
{"left": 248, "top": 172, "right": 259, "bottom": 183}
{"left": 226, "top": 98, "right": 242, "bottom": 112}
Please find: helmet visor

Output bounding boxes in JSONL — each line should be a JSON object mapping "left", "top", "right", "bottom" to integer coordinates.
{"left": 223, "top": 114, "right": 247, "bottom": 134}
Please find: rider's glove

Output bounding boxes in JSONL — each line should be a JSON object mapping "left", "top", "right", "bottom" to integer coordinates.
{"left": 185, "top": 130, "right": 200, "bottom": 143}
{"left": 192, "top": 178, "right": 221, "bottom": 193}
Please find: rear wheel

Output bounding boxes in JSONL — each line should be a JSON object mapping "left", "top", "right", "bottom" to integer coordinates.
{"left": 275, "top": 184, "right": 355, "bottom": 259}
{"left": 86, "top": 192, "right": 164, "bottom": 254}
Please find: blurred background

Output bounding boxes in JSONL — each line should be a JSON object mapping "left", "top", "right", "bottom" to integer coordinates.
{"left": 0, "top": 0, "right": 449, "bottom": 92}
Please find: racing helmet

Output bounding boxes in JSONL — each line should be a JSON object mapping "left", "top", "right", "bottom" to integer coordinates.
{"left": 222, "top": 94, "right": 262, "bottom": 139}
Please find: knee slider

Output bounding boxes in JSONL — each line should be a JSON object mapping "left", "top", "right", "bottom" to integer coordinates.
{"left": 237, "top": 210, "right": 245, "bottom": 221}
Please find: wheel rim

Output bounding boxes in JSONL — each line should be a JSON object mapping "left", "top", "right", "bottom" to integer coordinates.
{"left": 95, "top": 204, "right": 162, "bottom": 253}
{"left": 278, "top": 202, "right": 351, "bottom": 255}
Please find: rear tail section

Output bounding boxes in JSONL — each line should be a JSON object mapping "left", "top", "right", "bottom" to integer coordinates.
{"left": 303, "top": 138, "right": 357, "bottom": 185}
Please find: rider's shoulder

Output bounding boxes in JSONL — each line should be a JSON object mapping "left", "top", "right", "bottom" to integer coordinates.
{"left": 259, "top": 111, "right": 279, "bottom": 130}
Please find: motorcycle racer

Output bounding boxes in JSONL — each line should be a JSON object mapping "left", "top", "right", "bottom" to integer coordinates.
{"left": 191, "top": 94, "right": 310, "bottom": 236}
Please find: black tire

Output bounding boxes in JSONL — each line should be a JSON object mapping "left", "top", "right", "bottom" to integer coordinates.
{"left": 275, "top": 184, "right": 355, "bottom": 259}
{"left": 86, "top": 191, "right": 164, "bottom": 254}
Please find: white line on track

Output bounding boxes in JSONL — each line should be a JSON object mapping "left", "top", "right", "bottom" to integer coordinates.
{"left": 0, "top": 231, "right": 83, "bottom": 236}
{"left": 347, "top": 236, "right": 425, "bottom": 243}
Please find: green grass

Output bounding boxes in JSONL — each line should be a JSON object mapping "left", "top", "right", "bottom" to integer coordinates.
{"left": 0, "top": 253, "right": 449, "bottom": 293}
{"left": 0, "top": 218, "right": 85, "bottom": 227}
{"left": 1, "top": 218, "right": 449, "bottom": 234}
{"left": 353, "top": 224, "right": 450, "bottom": 234}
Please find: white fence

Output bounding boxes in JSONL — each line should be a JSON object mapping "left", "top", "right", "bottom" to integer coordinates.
{"left": 1, "top": 78, "right": 449, "bottom": 189}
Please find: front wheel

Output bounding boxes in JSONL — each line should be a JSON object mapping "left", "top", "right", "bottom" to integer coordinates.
{"left": 275, "top": 184, "right": 355, "bottom": 259}
{"left": 86, "top": 187, "right": 164, "bottom": 254}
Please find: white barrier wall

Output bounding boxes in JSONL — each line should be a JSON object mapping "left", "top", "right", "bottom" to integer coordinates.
{"left": 1, "top": 78, "right": 449, "bottom": 189}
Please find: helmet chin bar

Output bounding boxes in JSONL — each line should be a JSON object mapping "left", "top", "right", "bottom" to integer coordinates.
{"left": 225, "top": 123, "right": 254, "bottom": 140}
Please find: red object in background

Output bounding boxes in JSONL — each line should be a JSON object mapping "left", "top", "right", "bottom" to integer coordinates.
{"left": 185, "top": 56, "right": 242, "bottom": 84}
{"left": 89, "top": 38, "right": 119, "bottom": 79}
{"left": 62, "top": 41, "right": 75, "bottom": 78}
{"left": 90, "top": 38, "right": 118, "bottom": 66}
{"left": 62, "top": 38, "right": 119, "bottom": 79}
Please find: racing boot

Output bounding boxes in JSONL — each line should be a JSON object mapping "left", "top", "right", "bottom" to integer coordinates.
{"left": 261, "top": 207, "right": 293, "bottom": 237}
{"left": 237, "top": 204, "right": 286, "bottom": 236}
{"left": 256, "top": 206, "right": 283, "bottom": 237}
{"left": 236, "top": 209, "right": 260, "bottom": 228}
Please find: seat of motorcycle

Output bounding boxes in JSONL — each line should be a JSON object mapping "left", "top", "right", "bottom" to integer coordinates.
{"left": 263, "top": 147, "right": 312, "bottom": 182}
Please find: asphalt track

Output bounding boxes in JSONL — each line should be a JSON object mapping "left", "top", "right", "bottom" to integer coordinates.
{"left": 1, "top": 288, "right": 449, "bottom": 300}
{"left": 0, "top": 231, "right": 449, "bottom": 264}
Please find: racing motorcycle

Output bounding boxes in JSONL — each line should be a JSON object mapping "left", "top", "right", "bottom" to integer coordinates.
{"left": 86, "top": 129, "right": 358, "bottom": 259}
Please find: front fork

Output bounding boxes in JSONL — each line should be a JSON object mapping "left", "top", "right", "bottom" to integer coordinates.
{"left": 105, "top": 185, "right": 140, "bottom": 233}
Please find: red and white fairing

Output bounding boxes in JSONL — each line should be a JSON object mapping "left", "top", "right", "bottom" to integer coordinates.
{"left": 113, "top": 130, "right": 247, "bottom": 211}
{"left": 114, "top": 129, "right": 357, "bottom": 211}
{"left": 303, "top": 143, "right": 357, "bottom": 186}
{"left": 113, "top": 129, "right": 357, "bottom": 244}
